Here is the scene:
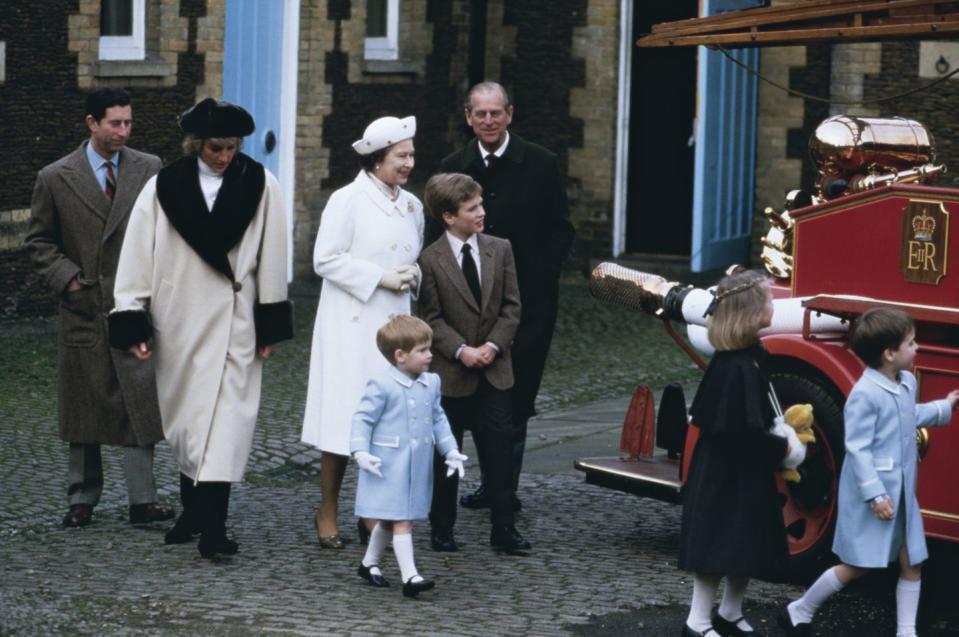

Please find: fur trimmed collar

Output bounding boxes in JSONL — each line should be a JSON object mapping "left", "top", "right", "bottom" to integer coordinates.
{"left": 156, "top": 153, "right": 265, "bottom": 281}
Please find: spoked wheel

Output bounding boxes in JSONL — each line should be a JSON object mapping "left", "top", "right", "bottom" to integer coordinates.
{"left": 770, "top": 372, "right": 845, "bottom": 582}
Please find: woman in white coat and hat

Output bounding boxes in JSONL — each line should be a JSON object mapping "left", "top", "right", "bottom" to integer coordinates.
{"left": 110, "top": 98, "right": 293, "bottom": 559}
{"left": 301, "top": 115, "right": 423, "bottom": 548}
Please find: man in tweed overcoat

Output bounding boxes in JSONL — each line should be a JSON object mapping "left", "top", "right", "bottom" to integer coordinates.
{"left": 25, "top": 88, "right": 172, "bottom": 528}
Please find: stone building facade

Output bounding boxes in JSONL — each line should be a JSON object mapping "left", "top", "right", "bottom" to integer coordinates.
{"left": 2, "top": 0, "right": 958, "bottom": 316}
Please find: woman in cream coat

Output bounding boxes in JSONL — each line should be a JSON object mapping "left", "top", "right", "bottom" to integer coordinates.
{"left": 302, "top": 116, "right": 423, "bottom": 547}
{"left": 110, "top": 99, "right": 293, "bottom": 559}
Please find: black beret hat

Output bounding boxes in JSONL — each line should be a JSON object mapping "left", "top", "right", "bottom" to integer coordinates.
{"left": 178, "top": 98, "right": 255, "bottom": 138}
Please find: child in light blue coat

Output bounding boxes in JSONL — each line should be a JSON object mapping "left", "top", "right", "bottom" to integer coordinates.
{"left": 350, "top": 315, "right": 467, "bottom": 598}
{"left": 780, "top": 308, "right": 958, "bottom": 637}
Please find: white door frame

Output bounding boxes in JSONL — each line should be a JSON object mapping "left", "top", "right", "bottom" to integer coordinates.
{"left": 612, "top": 0, "right": 634, "bottom": 257}
{"left": 278, "top": 0, "right": 300, "bottom": 281}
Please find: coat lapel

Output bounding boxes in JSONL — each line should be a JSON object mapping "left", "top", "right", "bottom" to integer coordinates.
{"left": 436, "top": 239, "right": 480, "bottom": 313}
{"left": 59, "top": 144, "right": 111, "bottom": 222}
{"left": 478, "top": 234, "right": 495, "bottom": 311}
{"left": 103, "top": 147, "right": 148, "bottom": 241}
{"left": 356, "top": 170, "right": 412, "bottom": 218}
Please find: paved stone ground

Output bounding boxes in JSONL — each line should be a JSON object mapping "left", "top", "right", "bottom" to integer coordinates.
{"left": 2, "top": 275, "right": 958, "bottom": 635}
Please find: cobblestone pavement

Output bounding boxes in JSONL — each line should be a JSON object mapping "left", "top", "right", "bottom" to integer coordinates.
{"left": 2, "top": 275, "right": 957, "bottom": 635}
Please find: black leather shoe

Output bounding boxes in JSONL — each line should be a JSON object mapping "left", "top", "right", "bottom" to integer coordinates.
{"left": 357, "top": 563, "right": 389, "bottom": 588}
{"left": 402, "top": 576, "right": 435, "bottom": 598}
{"left": 198, "top": 535, "right": 239, "bottom": 559}
{"left": 712, "top": 612, "right": 763, "bottom": 636}
{"left": 164, "top": 511, "right": 200, "bottom": 545}
{"left": 430, "top": 530, "right": 459, "bottom": 552}
{"left": 777, "top": 606, "right": 810, "bottom": 637}
{"left": 62, "top": 504, "right": 93, "bottom": 527}
{"left": 130, "top": 502, "right": 175, "bottom": 524}
{"left": 680, "top": 624, "right": 720, "bottom": 637}
{"left": 459, "top": 485, "right": 490, "bottom": 509}
{"left": 490, "top": 525, "right": 531, "bottom": 552}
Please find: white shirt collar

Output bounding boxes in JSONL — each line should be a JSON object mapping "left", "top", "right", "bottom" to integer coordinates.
{"left": 478, "top": 131, "right": 510, "bottom": 160}
{"left": 445, "top": 231, "right": 479, "bottom": 257}
{"left": 864, "top": 367, "right": 905, "bottom": 395}
{"left": 85, "top": 141, "right": 118, "bottom": 171}
{"left": 388, "top": 366, "right": 429, "bottom": 387}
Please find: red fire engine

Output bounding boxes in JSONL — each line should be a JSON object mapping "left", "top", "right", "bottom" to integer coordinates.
{"left": 576, "top": 117, "right": 958, "bottom": 580}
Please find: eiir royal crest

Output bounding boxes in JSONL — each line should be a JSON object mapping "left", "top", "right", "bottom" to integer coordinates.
{"left": 900, "top": 200, "right": 949, "bottom": 285}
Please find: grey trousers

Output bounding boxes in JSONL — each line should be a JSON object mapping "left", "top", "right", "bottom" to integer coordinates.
{"left": 67, "top": 443, "right": 157, "bottom": 506}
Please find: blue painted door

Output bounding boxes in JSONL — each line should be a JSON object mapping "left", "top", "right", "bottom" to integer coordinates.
{"left": 690, "top": 0, "right": 762, "bottom": 272}
{"left": 223, "top": 0, "right": 284, "bottom": 177}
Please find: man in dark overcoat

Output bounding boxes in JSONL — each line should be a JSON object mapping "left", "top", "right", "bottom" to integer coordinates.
{"left": 25, "top": 88, "right": 173, "bottom": 527}
{"left": 435, "top": 81, "right": 574, "bottom": 508}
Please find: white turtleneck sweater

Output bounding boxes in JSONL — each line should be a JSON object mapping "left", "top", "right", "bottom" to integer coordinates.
{"left": 198, "top": 158, "right": 225, "bottom": 211}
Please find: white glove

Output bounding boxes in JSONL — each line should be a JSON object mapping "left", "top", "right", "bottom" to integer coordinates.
{"left": 354, "top": 451, "right": 384, "bottom": 477}
{"left": 396, "top": 264, "right": 420, "bottom": 290}
{"left": 379, "top": 268, "right": 416, "bottom": 292}
{"left": 773, "top": 415, "right": 807, "bottom": 469}
{"left": 444, "top": 450, "right": 468, "bottom": 478}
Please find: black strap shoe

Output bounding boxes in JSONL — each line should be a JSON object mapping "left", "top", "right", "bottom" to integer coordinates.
{"left": 402, "top": 575, "right": 435, "bottom": 598}
{"left": 490, "top": 525, "right": 531, "bottom": 552}
{"left": 777, "top": 606, "right": 810, "bottom": 637}
{"left": 712, "top": 612, "right": 763, "bottom": 636}
{"left": 680, "top": 624, "right": 721, "bottom": 637}
{"left": 357, "top": 563, "right": 389, "bottom": 587}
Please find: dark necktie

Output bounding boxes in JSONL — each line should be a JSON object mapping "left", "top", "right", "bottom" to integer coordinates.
{"left": 104, "top": 161, "right": 116, "bottom": 202}
{"left": 461, "top": 243, "right": 482, "bottom": 305}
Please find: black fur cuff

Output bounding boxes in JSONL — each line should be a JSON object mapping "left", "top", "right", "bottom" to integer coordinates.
{"left": 254, "top": 300, "right": 294, "bottom": 346}
{"left": 108, "top": 310, "right": 153, "bottom": 350}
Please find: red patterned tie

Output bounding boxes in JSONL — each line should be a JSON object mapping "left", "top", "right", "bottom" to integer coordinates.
{"left": 104, "top": 160, "right": 116, "bottom": 202}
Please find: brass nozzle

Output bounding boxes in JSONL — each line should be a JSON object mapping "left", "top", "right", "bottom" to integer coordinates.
{"left": 588, "top": 262, "right": 679, "bottom": 316}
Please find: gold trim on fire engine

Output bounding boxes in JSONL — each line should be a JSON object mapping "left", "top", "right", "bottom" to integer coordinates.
{"left": 900, "top": 200, "right": 949, "bottom": 285}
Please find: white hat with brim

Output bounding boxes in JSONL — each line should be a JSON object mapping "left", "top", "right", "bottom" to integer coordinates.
{"left": 352, "top": 115, "right": 416, "bottom": 155}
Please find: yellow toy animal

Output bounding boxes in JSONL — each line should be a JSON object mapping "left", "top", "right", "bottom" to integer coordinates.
{"left": 781, "top": 403, "right": 816, "bottom": 483}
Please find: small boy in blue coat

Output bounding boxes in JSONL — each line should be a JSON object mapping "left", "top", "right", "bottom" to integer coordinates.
{"left": 350, "top": 315, "right": 468, "bottom": 597}
{"left": 781, "top": 308, "right": 958, "bottom": 637}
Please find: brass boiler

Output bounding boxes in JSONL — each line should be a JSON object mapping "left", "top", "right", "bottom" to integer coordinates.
{"left": 809, "top": 115, "right": 935, "bottom": 179}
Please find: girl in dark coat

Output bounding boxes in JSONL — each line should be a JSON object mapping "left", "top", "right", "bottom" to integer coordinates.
{"left": 678, "top": 270, "right": 803, "bottom": 637}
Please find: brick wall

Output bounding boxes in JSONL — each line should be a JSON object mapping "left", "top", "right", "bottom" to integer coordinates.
{"left": 569, "top": 0, "right": 618, "bottom": 255}
{"left": 290, "top": 0, "right": 465, "bottom": 278}
{"left": 0, "top": 0, "right": 210, "bottom": 317}
{"left": 864, "top": 41, "right": 959, "bottom": 184}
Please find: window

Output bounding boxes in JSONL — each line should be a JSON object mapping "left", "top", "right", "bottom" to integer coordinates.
{"left": 99, "top": 0, "right": 145, "bottom": 60}
{"left": 364, "top": 0, "right": 399, "bottom": 60}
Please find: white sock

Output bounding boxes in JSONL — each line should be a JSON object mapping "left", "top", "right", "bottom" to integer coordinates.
{"left": 895, "top": 578, "right": 921, "bottom": 637}
{"left": 718, "top": 576, "right": 753, "bottom": 632}
{"left": 789, "top": 566, "right": 843, "bottom": 625}
{"left": 361, "top": 523, "right": 390, "bottom": 574}
{"left": 392, "top": 533, "right": 421, "bottom": 583}
{"left": 686, "top": 574, "right": 720, "bottom": 633}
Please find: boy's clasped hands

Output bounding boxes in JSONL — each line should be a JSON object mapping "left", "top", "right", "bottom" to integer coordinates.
{"left": 458, "top": 344, "right": 497, "bottom": 368}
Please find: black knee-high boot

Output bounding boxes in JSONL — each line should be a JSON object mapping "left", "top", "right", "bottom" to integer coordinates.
{"left": 197, "top": 482, "right": 238, "bottom": 558}
{"left": 165, "top": 473, "right": 200, "bottom": 545}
